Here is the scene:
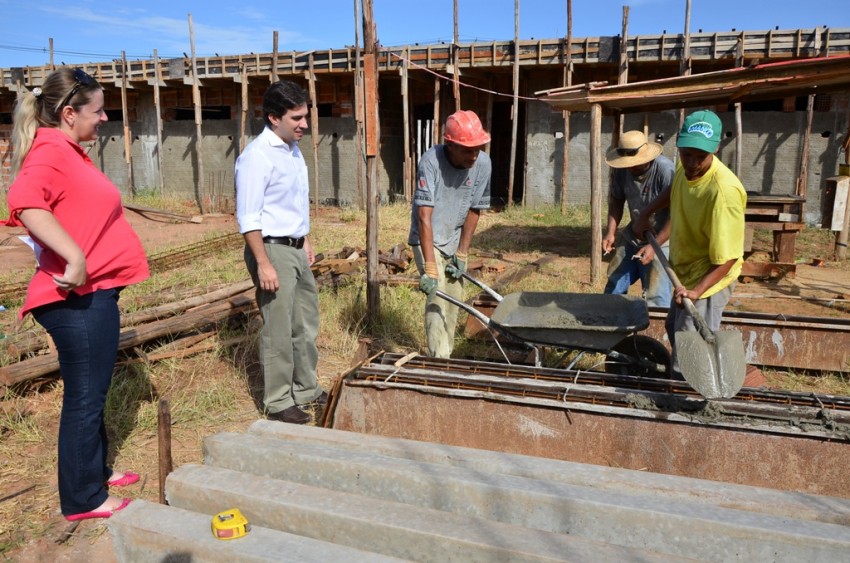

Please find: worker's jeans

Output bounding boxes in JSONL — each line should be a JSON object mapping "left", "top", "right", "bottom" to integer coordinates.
{"left": 245, "top": 244, "right": 322, "bottom": 414}
{"left": 604, "top": 228, "right": 672, "bottom": 308}
{"left": 413, "top": 246, "right": 464, "bottom": 358}
{"left": 32, "top": 289, "right": 121, "bottom": 516}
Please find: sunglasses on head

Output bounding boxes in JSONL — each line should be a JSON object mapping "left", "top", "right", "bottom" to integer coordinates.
{"left": 59, "top": 69, "right": 96, "bottom": 109}
{"left": 616, "top": 142, "right": 646, "bottom": 157}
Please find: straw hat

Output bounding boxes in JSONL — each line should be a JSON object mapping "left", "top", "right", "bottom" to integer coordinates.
{"left": 605, "top": 130, "right": 663, "bottom": 168}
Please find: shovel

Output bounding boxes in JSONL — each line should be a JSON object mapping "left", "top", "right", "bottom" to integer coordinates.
{"left": 645, "top": 233, "right": 746, "bottom": 399}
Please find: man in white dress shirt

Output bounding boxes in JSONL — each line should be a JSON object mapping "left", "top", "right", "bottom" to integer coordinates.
{"left": 235, "top": 80, "right": 325, "bottom": 424}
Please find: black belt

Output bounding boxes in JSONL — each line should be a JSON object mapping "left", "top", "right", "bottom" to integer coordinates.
{"left": 263, "top": 236, "right": 305, "bottom": 249}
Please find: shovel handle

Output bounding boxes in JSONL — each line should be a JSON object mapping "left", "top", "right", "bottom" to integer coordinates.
{"left": 644, "top": 232, "right": 716, "bottom": 344}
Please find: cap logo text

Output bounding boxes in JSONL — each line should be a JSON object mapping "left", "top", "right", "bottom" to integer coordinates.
{"left": 687, "top": 121, "right": 715, "bottom": 139}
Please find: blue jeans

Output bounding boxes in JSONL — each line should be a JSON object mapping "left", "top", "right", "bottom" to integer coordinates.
{"left": 32, "top": 289, "right": 121, "bottom": 515}
{"left": 604, "top": 227, "right": 672, "bottom": 308}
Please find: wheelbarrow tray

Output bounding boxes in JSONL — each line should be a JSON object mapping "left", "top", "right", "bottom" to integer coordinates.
{"left": 490, "top": 292, "right": 649, "bottom": 350}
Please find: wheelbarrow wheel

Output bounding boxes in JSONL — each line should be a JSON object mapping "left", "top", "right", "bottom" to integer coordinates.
{"left": 605, "top": 335, "right": 671, "bottom": 379}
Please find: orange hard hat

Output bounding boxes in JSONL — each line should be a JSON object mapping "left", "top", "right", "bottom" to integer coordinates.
{"left": 443, "top": 110, "right": 491, "bottom": 147}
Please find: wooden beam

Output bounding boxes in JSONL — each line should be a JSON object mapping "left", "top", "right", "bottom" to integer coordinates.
{"left": 308, "top": 55, "right": 321, "bottom": 217}
{"left": 240, "top": 63, "right": 248, "bottom": 153}
{"left": 590, "top": 103, "right": 603, "bottom": 284}
{"left": 560, "top": 0, "right": 572, "bottom": 215}
{"left": 362, "top": 0, "right": 381, "bottom": 324}
{"left": 617, "top": 6, "right": 629, "bottom": 136}
{"left": 453, "top": 0, "right": 461, "bottom": 111}
{"left": 152, "top": 49, "right": 165, "bottom": 196}
{"left": 188, "top": 14, "right": 206, "bottom": 213}
{"left": 272, "top": 31, "right": 279, "bottom": 82}
{"left": 507, "top": 0, "right": 520, "bottom": 206}
{"left": 401, "top": 47, "right": 412, "bottom": 200}
{"left": 354, "top": 0, "right": 365, "bottom": 210}
{"left": 735, "top": 32, "right": 744, "bottom": 175}
{"left": 796, "top": 94, "right": 815, "bottom": 220}
{"left": 433, "top": 77, "right": 441, "bottom": 145}
{"left": 120, "top": 51, "right": 134, "bottom": 195}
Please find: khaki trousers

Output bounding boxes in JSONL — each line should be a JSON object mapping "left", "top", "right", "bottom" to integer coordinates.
{"left": 413, "top": 246, "right": 464, "bottom": 358}
{"left": 245, "top": 243, "right": 322, "bottom": 413}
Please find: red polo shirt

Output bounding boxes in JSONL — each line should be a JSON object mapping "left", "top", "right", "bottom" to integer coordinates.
{"left": 5, "top": 128, "right": 149, "bottom": 318}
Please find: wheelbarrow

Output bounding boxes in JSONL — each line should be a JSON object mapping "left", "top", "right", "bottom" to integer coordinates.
{"left": 435, "top": 273, "right": 671, "bottom": 378}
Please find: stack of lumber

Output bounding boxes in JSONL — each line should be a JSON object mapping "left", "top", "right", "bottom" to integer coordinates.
{"left": 312, "top": 243, "right": 413, "bottom": 287}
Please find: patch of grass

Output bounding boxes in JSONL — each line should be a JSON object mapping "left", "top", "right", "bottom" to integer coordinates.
{"left": 765, "top": 368, "right": 850, "bottom": 396}
{"left": 128, "top": 190, "right": 202, "bottom": 215}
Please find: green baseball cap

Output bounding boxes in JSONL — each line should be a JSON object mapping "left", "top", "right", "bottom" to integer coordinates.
{"left": 677, "top": 110, "right": 722, "bottom": 153}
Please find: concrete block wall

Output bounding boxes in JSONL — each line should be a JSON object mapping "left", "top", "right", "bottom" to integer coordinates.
{"left": 525, "top": 88, "right": 850, "bottom": 224}
{"left": 0, "top": 125, "right": 10, "bottom": 189}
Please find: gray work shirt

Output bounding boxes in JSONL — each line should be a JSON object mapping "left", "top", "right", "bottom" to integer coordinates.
{"left": 610, "top": 154, "right": 674, "bottom": 235}
{"left": 408, "top": 144, "right": 491, "bottom": 257}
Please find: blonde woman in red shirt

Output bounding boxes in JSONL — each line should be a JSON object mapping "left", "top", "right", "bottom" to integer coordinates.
{"left": 6, "top": 68, "right": 149, "bottom": 521}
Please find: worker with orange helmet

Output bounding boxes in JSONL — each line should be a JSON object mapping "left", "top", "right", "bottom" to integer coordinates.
{"left": 408, "top": 110, "right": 492, "bottom": 358}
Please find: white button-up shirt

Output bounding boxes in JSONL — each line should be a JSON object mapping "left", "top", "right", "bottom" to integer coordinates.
{"left": 235, "top": 126, "right": 310, "bottom": 238}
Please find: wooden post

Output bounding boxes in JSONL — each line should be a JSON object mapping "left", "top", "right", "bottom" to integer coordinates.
{"left": 485, "top": 74, "right": 494, "bottom": 154}
{"left": 272, "top": 31, "right": 279, "bottom": 83}
{"left": 308, "top": 54, "right": 320, "bottom": 217}
{"left": 617, "top": 6, "right": 630, "bottom": 136}
{"left": 240, "top": 63, "right": 248, "bottom": 152}
{"left": 152, "top": 49, "right": 165, "bottom": 196}
{"left": 362, "top": 0, "right": 381, "bottom": 324}
{"left": 590, "top": 103, "right": 603, "bottom": 284}
{"left": 452, "top": 0, "right": 461, "bottom": 111}
{"left": 188, "top": 14, "right": 206, "bottom": 214}
{"left": 507, "top": 0, "right": 520, "bottom": 207}
{"left": 796, "top": 94, "right": 815, "bottom": 220}
{"left": 678, "top": 0, "right": 692, "bottom": 132}
{"left": 560, "top": 0, "right": 572, "bottom": 215}
{"left": 353, "top": 0, "right": 365, "bottom": 210}
{"left": 157, "top": 399, "right": 173, "bottom": 505}
{"left": 120, "top": 51, "right": 134, "bottom": 195}
{"left": 401, "top": 47, "right": 412, "bottom": 200}
{"left": 734, "top": 32, "right": 744, "bottom": 175}
{"left": 432, "top": 78, "right": 441, "bottom": 146}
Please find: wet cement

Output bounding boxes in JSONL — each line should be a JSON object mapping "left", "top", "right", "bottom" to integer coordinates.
{"left": 623, "top": 393, "right": 850, "bottom": 440}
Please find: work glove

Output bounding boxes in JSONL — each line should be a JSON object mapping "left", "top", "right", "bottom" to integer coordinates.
{"left": 445, "top": 251, "right": 468, "bottom": 279}
{"left": 419, "top": 261, "right": 439, "bottom": 296}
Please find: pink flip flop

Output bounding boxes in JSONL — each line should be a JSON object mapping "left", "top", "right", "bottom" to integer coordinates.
{"left": 65, "top": 497, "right": 131, "bottom": 521}
{"left": 106, "top": 471, "right": 140, "bottom": 487}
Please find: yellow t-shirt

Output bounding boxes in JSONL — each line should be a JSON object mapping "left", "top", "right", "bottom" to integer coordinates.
{"left": 669, "top": 157, "right": 747, "bottom": 298}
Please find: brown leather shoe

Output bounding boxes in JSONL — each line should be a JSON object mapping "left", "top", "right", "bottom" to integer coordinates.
{"left": 267, "top": 405, "right": 310, "bottom": 424}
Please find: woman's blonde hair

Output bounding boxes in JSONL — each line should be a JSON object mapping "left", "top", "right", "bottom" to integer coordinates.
{"left": 11, "top": 67, "right": 101, "bottom": 178}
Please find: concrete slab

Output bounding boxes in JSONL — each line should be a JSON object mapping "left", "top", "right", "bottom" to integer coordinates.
{"left": 247, "top": 420, "right": 850, "bottom": 526}
{"left": 166, "top": 463, "right": 686, "bottom": 562}
{"left": 109, "top": 500, "right": 404, "bottom": 563}
{"left": 200, "top": 429, "right": 850, "bottom": 561}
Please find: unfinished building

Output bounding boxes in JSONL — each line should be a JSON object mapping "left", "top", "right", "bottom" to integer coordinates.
{"left": 1, "top": 27, "right": 849, "bottom": 224}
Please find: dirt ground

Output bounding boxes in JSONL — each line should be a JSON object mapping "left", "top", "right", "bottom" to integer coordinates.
{"left": 2, "top": 206, "right": 850, "bottom": 561}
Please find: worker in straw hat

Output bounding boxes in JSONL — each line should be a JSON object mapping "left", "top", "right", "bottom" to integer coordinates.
{"left": 408, "top": 110, "right": 492, "bottom": 358}
{"left": 602, "top": 130, "right": 674, "bottom": 307}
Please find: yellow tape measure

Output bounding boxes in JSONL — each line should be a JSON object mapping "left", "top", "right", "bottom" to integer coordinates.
{"left": 211, "top": 508, "right": 250, "bottom": 540}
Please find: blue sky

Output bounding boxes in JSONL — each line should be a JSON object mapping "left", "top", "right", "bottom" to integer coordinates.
{"left": 1, "top": 0, "right": 846, "bottom": 68}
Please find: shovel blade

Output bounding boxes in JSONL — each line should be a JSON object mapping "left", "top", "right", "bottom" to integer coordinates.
{"left": 676, "top": 329, "right": 746, "bottom": 399}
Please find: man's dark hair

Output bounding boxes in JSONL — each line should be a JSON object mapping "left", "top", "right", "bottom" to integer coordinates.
{"left": 262, "top": 80, "right": 308, "bottom": 127}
